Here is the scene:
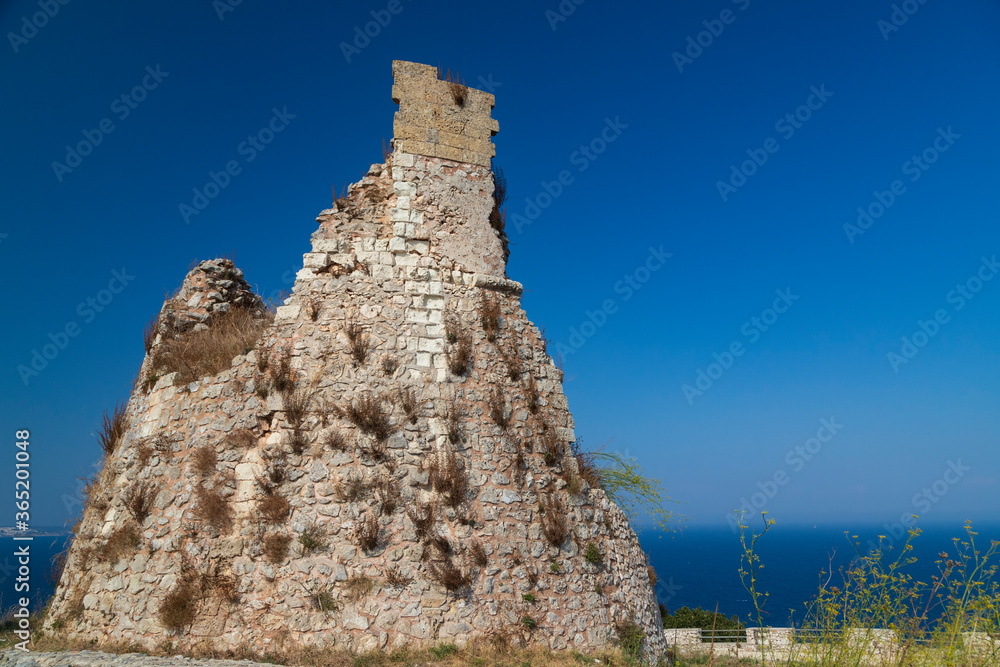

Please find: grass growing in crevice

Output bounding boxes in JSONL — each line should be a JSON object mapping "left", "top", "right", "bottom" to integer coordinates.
{"left": 345, "top": 319, "right": 371, "bottom": 366}
{"left": 479, "top": 292, "right": 502, "bottom": 342}
{"left": 195, "top": 487, "right": 233, "bottom": 533}
{"left": 98, "top": 402, "right": 129, "bottom": 456}
{"left": 539, "top": 493, "right": 568, "bottom": 547}
{"left": 123, "top": 480, "right": 158, "bottom": 525}
{"left": 445, "top": 315, "right": 473, "bottom": 377}
{"left": 263, "top": 533, "right": 292, "bottom": 563}
{"left": 340, "top": 392, "right": 393, "bottom": 443}
{"left": 150, "top": 307, "right": 271, "bottom": 384}
{"left": 428, "top": 448, "right": 469, "bottom": 509}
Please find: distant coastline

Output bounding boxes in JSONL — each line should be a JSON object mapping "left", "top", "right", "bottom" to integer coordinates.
{"left": 0, "top": 526, "right": 71, "bottom": 538}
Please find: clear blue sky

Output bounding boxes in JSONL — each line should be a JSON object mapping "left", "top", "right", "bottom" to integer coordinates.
{"left": 2, "top": 0, "right": 998, "bottom": 530}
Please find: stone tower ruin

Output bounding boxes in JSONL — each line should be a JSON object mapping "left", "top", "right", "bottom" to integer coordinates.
{"left": 45, "top": 60, "right": 666, "bottom": 661}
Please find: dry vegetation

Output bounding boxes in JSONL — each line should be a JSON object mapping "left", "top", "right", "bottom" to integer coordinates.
{"left": 195, "top": 487, "right": 233, "bottom": 533}
{"left": 224, "top": 428, "right": 257, "bottom": 448}
{"left": 336, "top": 471, "right": 371, "bottom": 502}
{"left": 428, "top": 448, "right": 468, "bottom": 508}
{"left": 257, "top": 493, "right": 290, "bottom": 524}
{"left": 97, "top": 524, "right": 141, "bottom": 563}
{"left": 373, "top": 475, "right": 399, "bottom": 515}
{"left": 192, "top": 446, "right": 217, "bottom": 477}
{"left": 340, "top": 392, "right": 393, "bottom": 443}
{"left": 344, "top": 574, "right": 375, "bottom": 601}
{"left": 159, "top": 571, "right": 201, "bottom": 632}
{"left": 263, "top": 533, "right": 292, "bottom": 563}
{"left": 399, "top": 386, "right": 419, "bottom": 424}
{"left": 150, "top": 308, "right": 271, "bottom": 384}
{"left": 269, "top": 348, "right": 296, "bottom": 394}
{"left": 10, "top": 635, "right": 647, "bottom": 667}
{"left": 479, "top": 292, "right": 502, "bottom": 342}
{"left": 353, "top": 510, "right": 380, "bottom": 551}
{"left": 384, "top": 565, "right": 413, "bottom": 588}
{"left": 345, "top": 320, "right": 371, "bottom": 366}
{"left": 469, "top": 539, "right": 489, "bottom": 567}
{"left": 123, "top": 481, "right": 157, "bottom": 524}
{"left": 539, "top": 493, "right": 568, "bottom": 547}
{"left": 98, "top": 402, "right": 129, "bottom": 455}
{"left": 298, "top": 523, "right": 327, "bottom": 553}
{"left": 445, "top": 316, "right": 473, "bottom": 376}
{"left": 488, "top": 387, "right": 509, "bottom": 430}
{"left": 427, "top": 556, "right": 470, "bottom": 592}
{"left": 405, "top": 499, "right": 436, "bottom": 540}
{"left": 325, "top": 428, "right": 349, "bottom": 451}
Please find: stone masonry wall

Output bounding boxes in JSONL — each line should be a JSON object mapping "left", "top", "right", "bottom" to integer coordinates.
{"left": 392, "top": 60, "right": 499, "bottom": 169}
{"left": 45, "top": 63, "right": 666, "bottom": 663}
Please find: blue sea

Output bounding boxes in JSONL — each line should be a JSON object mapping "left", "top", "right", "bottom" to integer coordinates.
{"left": 0, "top": 534, "right": 71, "bottom": 614}
{"left": 640, "top": 523, "right": 1000, "bottom": 627}
{"left": 4, "top": 525, "right": 1000, "bottom": 628}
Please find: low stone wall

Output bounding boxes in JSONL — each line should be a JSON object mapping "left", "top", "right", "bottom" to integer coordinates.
{"left": 0, "top": 651, "right": 276, "bottom": 667}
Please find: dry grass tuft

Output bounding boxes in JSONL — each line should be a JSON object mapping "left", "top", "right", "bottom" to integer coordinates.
{"left": 123, "top": 481, "right": 158, "bottom": 524}
{"left": 345, "top": 320, "right": 371, "bottom": 366}
{"left": 298, "top": 523, "right": 327, "bottom": 553}
{"left": 445, "top": 316, "right": 473, "bottom": 376}
{"left": 263, "top": 533, "right": 292, "bottom": 563}
{"left": 151, "top": 308, "right": 271, "bottom": 383}
{"left": 354, "top": 510, "right": 380, "bottom": 551}
{"left": 439, "top": 67, "right": 466, "bottom": 106}
{"left": 283, "top": 388, "right": 310, "bottom": 428}
{"left": 224, "top": 428, "right": 257, "bottom": 448}
{"left": 524, "top": 378, "right": 540, "bottom": 414}
{"left": 325, "top": 429, "right": 349, "bottom": 451}
{"left": 135, "top": 441, "right": 154, "bottom": 469}
{"left": 380, "top": 355, "right": 398, "bottom": 376}
{"left": 374, "top": 475, "right": 399, "bottom": 515}
{"left": 143, "top": 315, "right": 158, "bottom": 353}
{"left": 98, "top": 523, "right": 141, "bottom": 563}
{"left": 345, "top": 574, "right": 375, "bottom": 601}
{"left": 429, "top": 448, "right": 468, "bottom": 508}
{"left": 340, "top": 392, "right": 393, "bottom": 443}
{"left": 192, "top": 446, "right": 217, "bottom": 477}
{"left": 539, "top": 427, "right": 564, "bottom": 467}
{"left": 269, "top": 347, "right": 295, "bottom": 394}
{"left": 500, "top": 332, "right": 523, "bottom": 381}
{"left": 159, "top": 572, "right": 201, "bottom": 632}
{"left": 446, "top": 393, "right": 462, "bottom": 444}
{"left": 98, "top": 402, "right": 129, "bottom": 456}
{"left": 257, "top": 493, "right": 290, "bottom": 524}
{"left": 195, "top": 487, "right": 233, "bottom": 533}
{"left": 488, "top": 388, "right": 509, "bottom": 430}
{"left": 384, "top": 565, "right": 413, "bottom": 588}
{"left": 336, "top": 471, "right": 371, "bottom": 502}
{"left": 469, "top": 539, "right": 488, "bottom": 567}
{"left": 202, "top": 571, "right": 239, "bottom": 605}
{"left": 540, "top": 493, "right": 568, "bottom": 547}
{"left": 405, "top": 499, "right": 437, "bottom": 540}
{"left": 479, "top": 292, "right": 502, "bottom": 342}
{"left": 400, "top": 387, "right": 419, "bottom": 424}
{"left": 427, "top": 557, "right": 470, "bottom": 592}
{"left": 572, "top": 440, "right": 603, "bottom": 490}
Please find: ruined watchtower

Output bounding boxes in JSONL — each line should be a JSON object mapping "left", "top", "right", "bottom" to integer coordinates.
{"left": 45, "top": 61, "right": 667, "bottom": 662}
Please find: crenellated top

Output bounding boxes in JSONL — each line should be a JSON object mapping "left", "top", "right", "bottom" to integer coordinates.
{"left": 391, "top": 60, "right": 499, "bottom": 168}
